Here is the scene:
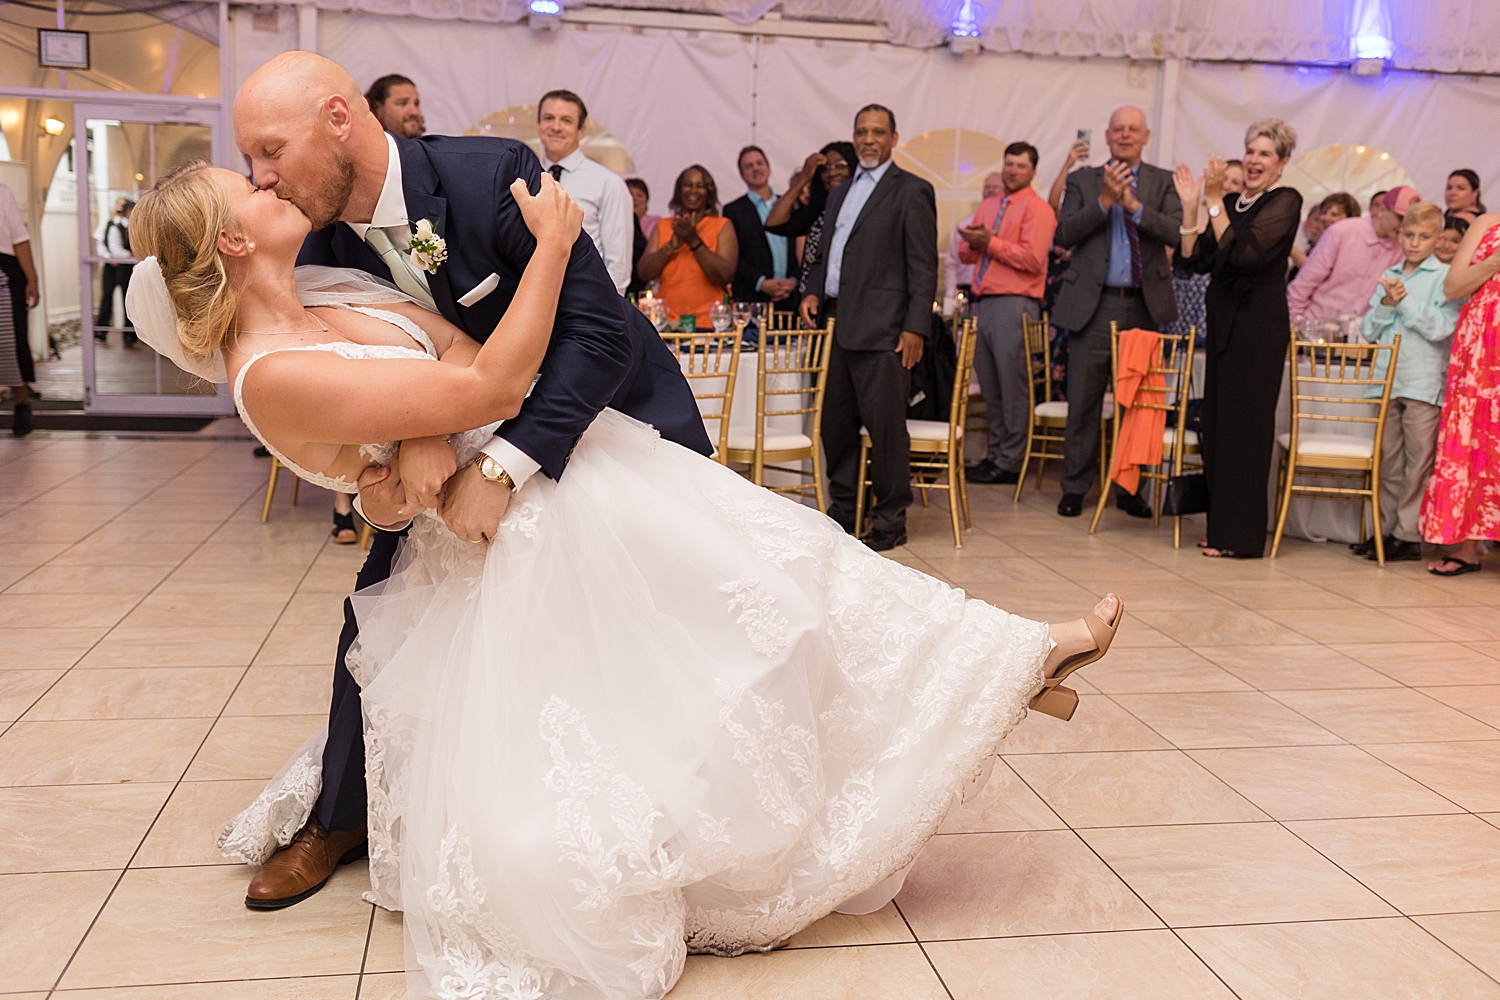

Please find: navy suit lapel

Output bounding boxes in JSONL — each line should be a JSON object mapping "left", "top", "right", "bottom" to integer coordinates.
{"left": 397, "top": 138, "right": 458, "bottom": 323}
{"left": 849, "top": 162, "right": 901, "bottom": 240}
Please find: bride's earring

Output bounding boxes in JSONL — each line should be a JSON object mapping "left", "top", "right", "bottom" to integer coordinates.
{"left": 246, "top": 241, "right": 257, "bottom": 253}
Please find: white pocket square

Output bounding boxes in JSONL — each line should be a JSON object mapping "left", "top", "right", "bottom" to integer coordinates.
{"left": 457, "top": 273, "right": 500, "bottom": 308}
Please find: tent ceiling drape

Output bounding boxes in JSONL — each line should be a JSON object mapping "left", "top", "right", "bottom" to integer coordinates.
{"left": 254, "top": 0, "right": 1500, "bottom": 74}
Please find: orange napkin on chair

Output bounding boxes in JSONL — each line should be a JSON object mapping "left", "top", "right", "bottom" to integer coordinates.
{"left": 1109, "top": 328, "right": 1166, "bottom": 496}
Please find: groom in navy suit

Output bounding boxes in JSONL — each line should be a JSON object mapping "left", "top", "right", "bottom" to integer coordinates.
{"left": 233, "top": 52, "right": 710, "bottom": 909}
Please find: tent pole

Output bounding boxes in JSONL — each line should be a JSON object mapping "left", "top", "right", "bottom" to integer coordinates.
{"left": 1155, "top": 57, "right": 1182, "bottom": 168}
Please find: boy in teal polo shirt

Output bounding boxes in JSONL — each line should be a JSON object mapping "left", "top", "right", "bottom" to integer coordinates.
{"left": 1357, "top": 201, "right": 1464, "bottom": 561}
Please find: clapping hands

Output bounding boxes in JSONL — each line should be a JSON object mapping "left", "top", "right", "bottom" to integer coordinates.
{"left": 1173, "top": 162, "right": 1202, "bottom": 208}
{"left": 1379, "top": 276, "right": 1408, "bottom": 306}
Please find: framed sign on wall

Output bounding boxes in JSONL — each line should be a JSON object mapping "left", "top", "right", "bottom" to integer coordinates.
{"left": 38, "top": 29, "right": 90, "bottom": 69}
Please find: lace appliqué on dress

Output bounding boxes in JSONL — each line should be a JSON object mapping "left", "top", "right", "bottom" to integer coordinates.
{"left": 720, "top": 579, "right": 788, "bottom": 657}
{"left": 217, "top": 729, "right": 326, "bottom": 866}
{"left": 422, "top": 825, "right": 552, "bottom": 1000}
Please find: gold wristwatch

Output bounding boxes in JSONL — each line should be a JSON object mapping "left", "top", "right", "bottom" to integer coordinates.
{"left": 475, "top": 454, "right": 516, "bottom": 493}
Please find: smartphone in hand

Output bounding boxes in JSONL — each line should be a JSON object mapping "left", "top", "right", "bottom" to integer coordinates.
{"left": 1076, "top": 128, "right": 1092, "bottom": 160}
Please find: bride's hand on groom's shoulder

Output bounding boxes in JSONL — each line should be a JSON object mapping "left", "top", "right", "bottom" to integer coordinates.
{"left": 512, "top": 176, "right": 583, "bottom": 252}
{"left": 396, "top": 437, "right": 458, "bottom": 512}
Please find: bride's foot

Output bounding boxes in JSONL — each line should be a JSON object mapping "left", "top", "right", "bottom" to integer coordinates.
{"left": 1033, "top": 594, "right": 1124, "bottom": 722}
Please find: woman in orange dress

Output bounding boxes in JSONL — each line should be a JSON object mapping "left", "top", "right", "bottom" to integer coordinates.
{"left": 637, "top": 164, "right": 738, "bottom": 325}
{"left": 1421, "top": 214, "right": 1500, "bottom": 575}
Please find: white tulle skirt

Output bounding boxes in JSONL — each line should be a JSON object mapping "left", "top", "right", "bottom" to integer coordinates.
{"left": 223, "top": 409, "right": 1053, "bottom": 1000}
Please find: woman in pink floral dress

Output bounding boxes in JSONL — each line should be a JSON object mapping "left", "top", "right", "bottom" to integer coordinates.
{"left": 1422, "top": 215, "right": 1500, "bottom": 575}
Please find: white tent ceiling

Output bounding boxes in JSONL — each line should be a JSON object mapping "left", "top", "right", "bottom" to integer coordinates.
{"left": 271, "top": 0, "right": 1500, "bottom": 73}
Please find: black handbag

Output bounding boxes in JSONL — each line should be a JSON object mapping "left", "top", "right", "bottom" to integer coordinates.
{"left": 1160, "top": 473, "right": 1209, "bottom": 516}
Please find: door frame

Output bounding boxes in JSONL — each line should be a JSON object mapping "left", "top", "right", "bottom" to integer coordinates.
{"left": 74, "top": 98, "right": 233, "bottom": 415}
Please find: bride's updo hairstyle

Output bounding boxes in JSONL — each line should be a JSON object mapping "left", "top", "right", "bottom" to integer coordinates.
{"left": 130, "top": 159, "right": 244, "bottom": 360}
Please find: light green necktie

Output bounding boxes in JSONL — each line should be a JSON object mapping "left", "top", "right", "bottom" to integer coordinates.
{"left": 364, "top": 225, "right": 438, "bottom": 310}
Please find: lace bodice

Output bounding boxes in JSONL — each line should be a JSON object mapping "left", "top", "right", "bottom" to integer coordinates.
{"left": 232, "top": 304, "right": 498, "bottom": 493}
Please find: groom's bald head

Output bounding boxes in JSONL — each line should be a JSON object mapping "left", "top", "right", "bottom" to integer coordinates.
{"left": 234, "top": 52, "right": 388, "bottom": 229}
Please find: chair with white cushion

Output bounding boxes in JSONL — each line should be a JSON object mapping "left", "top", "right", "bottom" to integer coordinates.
{"left": 722, "top": 316, "right": 834, "bottom": 511}
{"left": 855, "top": 317, "right": 978, "bottom": 548}
{"left": 1270, "top": 332, "right": 1400, "bottom": 565}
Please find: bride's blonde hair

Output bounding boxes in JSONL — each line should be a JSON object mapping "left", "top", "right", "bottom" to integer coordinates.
{"left": 130, "top": 159, "right": 244, "bottom": 360}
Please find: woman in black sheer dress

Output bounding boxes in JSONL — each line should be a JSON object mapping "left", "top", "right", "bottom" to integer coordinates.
{"left": 1174, "top": 120, "right": 1303, "bottom": 558}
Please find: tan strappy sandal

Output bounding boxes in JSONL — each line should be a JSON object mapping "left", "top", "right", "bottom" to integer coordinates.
{"left": 1029, "top": 598, "right": 1125, "bottom": 722}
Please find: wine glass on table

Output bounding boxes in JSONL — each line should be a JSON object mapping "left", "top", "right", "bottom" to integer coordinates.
{"left": 709, "top": 301, "right": 732, "bottom": 333}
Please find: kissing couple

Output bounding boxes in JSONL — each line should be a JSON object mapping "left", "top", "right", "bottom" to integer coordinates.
{"left": 127, "top": 51, "right": 1124, "bottom": 1000}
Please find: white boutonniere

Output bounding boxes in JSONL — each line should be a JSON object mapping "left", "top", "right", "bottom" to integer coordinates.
{"left": 406, "top": 218, "right": 447, "bottom": 274}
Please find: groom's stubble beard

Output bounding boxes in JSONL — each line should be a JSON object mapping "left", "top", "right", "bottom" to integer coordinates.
{"left": 276, "top": 148, "right": 357, "bottom": 231}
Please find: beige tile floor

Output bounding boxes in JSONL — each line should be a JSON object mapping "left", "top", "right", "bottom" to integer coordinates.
{"left": 3, "top": 432, "right": 1500, "bottom": 999}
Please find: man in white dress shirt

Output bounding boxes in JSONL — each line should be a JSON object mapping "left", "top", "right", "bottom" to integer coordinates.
{"left": 536, "top": 90, "right": 634, "bottom": 295}
{"left": 944, "top": 172, "right": 1003, "bottom": 306}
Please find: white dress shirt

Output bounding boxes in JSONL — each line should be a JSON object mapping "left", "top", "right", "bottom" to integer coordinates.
{"left": 349, "top": 134, "right": 540, "bottom": 530}
{"left": 541, "top": 147, "right": 634, "bottom": 295}
{"left": 824, "top": 157, "right": 893, "bottom": 299}
{"left": 0, "top": 184, "right": 31, "bottom": 256}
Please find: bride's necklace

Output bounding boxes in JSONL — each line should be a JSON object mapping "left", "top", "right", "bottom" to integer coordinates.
{"left": 234, "top": 316, "right": 330, "bottom": 338}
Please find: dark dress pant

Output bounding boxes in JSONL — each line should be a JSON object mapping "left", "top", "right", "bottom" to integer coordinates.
{"left": 822, "top": 339, "right": 912, "bottom": 534}
{"left": 0, "top": 255, "right": 31, "bottom": 383}
{"left": 1060, "top": 291, "right": 1154, "bottom": 496}
{"left": 315, "top": 527, "right": 405, "bottom": 832}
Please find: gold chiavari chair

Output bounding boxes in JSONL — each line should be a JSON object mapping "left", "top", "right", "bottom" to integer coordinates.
{"left": 855, "top": 317, "right": 979, "bottom": 548}
{"left": 261, "top": 456, "right": 300, "bottom": 522}
{"left": 659, "top": 327, "right": 744, "bottom": 464}
{"left": 1089, "top": 323, "right": 1198, "bottom": 544}
{"left": 1271, "top": 331, "right": 1401, "bottom": 565}
{"left": 1014, "top": 312, "right": 1112, "bottom": 502}
{"left": 722, "top": 315, "right": 835, "bottom": 511}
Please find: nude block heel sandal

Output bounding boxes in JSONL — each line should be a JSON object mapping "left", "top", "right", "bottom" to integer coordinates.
{"left": 1029, "top": 600, "right": 1125, "bottom": 722}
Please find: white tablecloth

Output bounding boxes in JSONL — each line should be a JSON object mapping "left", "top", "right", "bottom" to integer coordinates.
{"left": 678, "top": 347, "right": 813, "bottom": 488}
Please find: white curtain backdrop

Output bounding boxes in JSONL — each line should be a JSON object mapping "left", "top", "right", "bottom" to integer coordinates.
{"left": 304, "top": 14, "right": 1157, "bottom": 221}
{"left": 1172, "top": 59, "right": 1500, "bottom": 207}
{"left": 255, "top": 0, "right": 1500, "bottom": 73}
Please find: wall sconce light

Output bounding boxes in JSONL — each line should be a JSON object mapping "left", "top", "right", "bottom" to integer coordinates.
{"left": 42, "top": 117, "right": 66, "bottom": 136}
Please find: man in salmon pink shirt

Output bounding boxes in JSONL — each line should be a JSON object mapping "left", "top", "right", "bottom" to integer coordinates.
{"left": 956, "top": 142, "right": 1058, "bottom": 484}
{"left": 1288, "top": 185, "right": 1418, "bottom": 323}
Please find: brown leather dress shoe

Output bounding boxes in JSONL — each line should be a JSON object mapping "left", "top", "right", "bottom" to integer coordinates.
{"left": 245, "top": 817, "right": 367, "bottom": 910}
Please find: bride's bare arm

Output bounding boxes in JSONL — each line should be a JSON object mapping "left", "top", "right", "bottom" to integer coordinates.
{"left": 241, "top": 177, "right": 582, "bottom": 448}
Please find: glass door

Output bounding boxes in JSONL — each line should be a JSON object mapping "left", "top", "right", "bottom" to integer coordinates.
{"left": 76, "top": 101, "right": 232, "bottom": 414}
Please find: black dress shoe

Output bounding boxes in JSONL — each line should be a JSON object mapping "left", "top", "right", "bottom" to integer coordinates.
{"left": 966, "top": 460, "right": 1020, "bottom": 485}
{"left": 1115, "top": 489, "right": 1153, "bottom": 518}
{"left": 860, "top": 526, "right": 907, "bottom": 552}
{"left": 1350, "top": 535, "right": 1393, "bottom": 557}
{"left": 1057, "top": 493, "right": 1084, "bottom": 517}
{"left": 11, "top": 403, "right": 33, "bottom": 437}
{"left": 1369, "top": 538, "right": 1423, "bottom": 562}
{"left": 253, "top": 445, "right": 271, "bottom": 458}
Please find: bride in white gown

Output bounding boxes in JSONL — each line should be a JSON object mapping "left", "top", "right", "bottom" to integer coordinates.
{"left": 129, "top": 161, "right": 1121, "bottom": 1000}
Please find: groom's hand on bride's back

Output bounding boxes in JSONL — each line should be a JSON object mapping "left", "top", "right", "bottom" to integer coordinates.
{"left": 439, "top": 460, "right": 510, "bottom": 545}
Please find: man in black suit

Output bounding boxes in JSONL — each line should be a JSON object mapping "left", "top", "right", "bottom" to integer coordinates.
{"left": 1051, "top": 105, "right": 1182, "bottom": 518}
{"left": 232, "top": 52, "right": 710, "bottom": 909}
{"left": 800, "top": 105, "right": 937, "bottom": 551}
{"left": 724, "top": 146, "right": 798, "bottom": 306}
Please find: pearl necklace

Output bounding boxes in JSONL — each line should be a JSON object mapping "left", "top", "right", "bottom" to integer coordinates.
{"left": 1235, "top": 189, "right": 1267, "bottom": 212}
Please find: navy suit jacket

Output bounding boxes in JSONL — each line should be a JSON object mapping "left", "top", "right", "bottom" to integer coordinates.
{"left": 297, "top": 134, "right": 710, "bottom": 479}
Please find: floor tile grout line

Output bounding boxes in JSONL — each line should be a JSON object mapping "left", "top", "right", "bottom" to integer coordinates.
{"left": 38, "top": 445, "right": 332, "bottom": 997}
{"left": 891, "top": 900, "right": 956, "bottom": 1000}
{"left": 1000, "top": 760, "right": 1248, "bottom": 1000}
{"left": 354, "top": 902, "right": 377, "bottom": 998}
{"left": 1, "top": 442, "right": 255, "bottom": 740}
{"left": 1406, "top": 914, "right": 1500, "bottom": 988}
